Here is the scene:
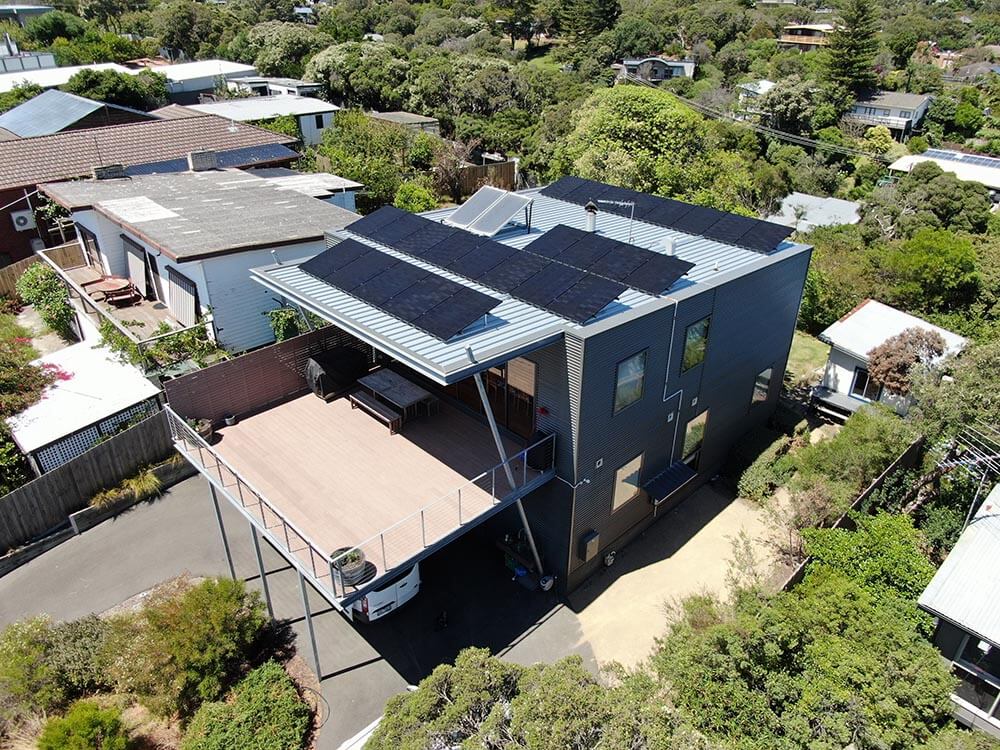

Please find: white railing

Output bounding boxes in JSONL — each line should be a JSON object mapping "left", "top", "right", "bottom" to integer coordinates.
{"left": 166, "top": 405, "right": 556, "bottom": 601}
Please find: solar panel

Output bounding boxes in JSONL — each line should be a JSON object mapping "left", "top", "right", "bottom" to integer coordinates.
{"left": 466, "top": 192, "right": 533, "bottom": 236}
{"left": 741, "top": 222, "right": 794, "bottom": 254}
{"left": 300, "top": 238, "right": 370, "bottom": 280}
{"left": 539, "top": 176, "right": 588, "bottom": 200}
{"left": 393, "top": 222, "right": 458, "bottom": 257}
{"left": 624, "top": 254, "right": 695, "bottom": 295}
{"left": 443, "top": 186, "right": 507, "bottom": 228}
{"left": 410, "top": 287, "right": 501, "bottom": 341}
{"left": 706, "top": 213, "right": 753, "bottom": 245}
{"left": 333, "top": 250, "right": 399, "bottom": 291}
{"left": 672, "top": 206, "right": 727, "bottom": 234}
{"left": 447, "top": 242, "right": 518, "bottom": 279}
{"left": 479, "top": 253, "right": 551, "bottom": 293}
{"left": 523, "top": 224, "right": 582, "bottom": 259}
{"left": 545, "top": 275, "right": 626, "bottom": 324}
{"left": 511, "top": 263, "right": 585, "bottom": 307}
{"left": 561, "top": 180, "right": 614, "bottom": 207}
{"left": 381, "top": 275, "right": 456, "bottom": 322}
{"left": 557, "top": 235, "right": 619, "bottom": 269}
{"left": 346, "top": 206, "right": 406, "bottom": 239}
{"left": 370, "top": 212, "right": 426, "bottom": 244}
{"left": 351, "top": 263, "right": 428, "bottom": 306}
{"left": 423, "top": 232, "right": 482, "bottom": 266}
{"left": 588, "top": 243, "right": 650, "bottom": 280}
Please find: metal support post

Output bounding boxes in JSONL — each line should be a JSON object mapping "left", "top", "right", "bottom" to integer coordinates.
{"left": 210, "top": 483, "right": 235, "bottom": 580}
{"left": 250, "top": 524, "right": 274, "bottom": 619}
{"left": 473, "top": 371, "right": 546, "bottom": 580}
{"left": 298, "top": 570, "right": 322, "bottom": 679}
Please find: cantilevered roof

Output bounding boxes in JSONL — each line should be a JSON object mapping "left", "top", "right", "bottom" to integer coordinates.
{"left": 188, "top": 95, "right": 338, "bottom": 121}
{"left": 42, "top": 170, "right": 358, "bottom": 261}
{"left": 919, "top": 483, "right": 1000, "bottom": 646}
{"left": 0, "top": 89, "right": 154, "bottom": 137}
{"left": 251, "top": 181, "right": 808, "bottom": 384}
{"left": 819, "top": 299, "right": 966, "bottom": 361}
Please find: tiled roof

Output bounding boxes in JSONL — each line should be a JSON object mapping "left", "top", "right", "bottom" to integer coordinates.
{"left": 150, "top": 103, "right": 200, "bottom": 119}
{"left": 0, "top": 113, "right": 298, "bottom": 191}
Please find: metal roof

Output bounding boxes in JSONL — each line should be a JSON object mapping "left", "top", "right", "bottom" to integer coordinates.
{"left": 252, "top": 186, "right": 805, "bottom": 383}
{"left": 889, "top": 150, "right": 1000, "bottom": 191}
{"left": 188, "top": 95, "right": 339, "bottom": 121}
{"left": 766, "top": 191, "right": 861, "bottom": 231}
{"left": 0, "top": 89, "right": 150, "bottom": 137}
{"left": 919, "top": 483, "right": 1000, "bottom": 646}
{"left": 819, "top": 299, "right": 967, "bottom": 361}
{"left": 854, "top": 90, "right": 931, "bottom": 109}
{"left": 0, "top": 62, "right": 137, "bottom": 93}
{"left": 42, "top": 170, "right": 358, "bottom": 261}
{"left": 147, "top": 59, "right": 256, "bottom": 82}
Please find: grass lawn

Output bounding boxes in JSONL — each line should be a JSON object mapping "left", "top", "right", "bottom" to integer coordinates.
{"left": 785, "top": 330, "right": 829, "bottom": 388}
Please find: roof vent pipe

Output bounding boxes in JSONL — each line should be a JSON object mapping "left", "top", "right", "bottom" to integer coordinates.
{"left": 662, "top": 237, "right": 676, "bottom": 256}
{"left": 584, "top": 200, "right": 597, "bottom": 232}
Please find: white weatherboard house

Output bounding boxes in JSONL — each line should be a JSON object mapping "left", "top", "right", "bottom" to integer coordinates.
{"left": 188, "top": 95, "right": 339, "bottom": 146}
{"left": 41, "top": 168, "right": 358, "bottom": 353}
{"left": 811, "top": 299, "right": 966, "bottom": 420}
{"left": 920, "top": 482, "right": 1000, "bottom": 739}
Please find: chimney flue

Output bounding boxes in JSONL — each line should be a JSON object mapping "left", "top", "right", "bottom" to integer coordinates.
{"left": 584, "top": 200, "right": 597, "bottom": 232}
{"left": 663, "top": 237, "right": 676, "bottom": 256}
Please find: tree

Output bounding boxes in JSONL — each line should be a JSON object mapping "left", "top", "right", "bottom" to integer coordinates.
{"left": 23, "top": 10, "right": 86, "bottom": 45}
{"left": 227, "top": 21, "right": 333, "bottom": 78}
{"left": 559, "top": 0, "right": 620, "bottom": 40}
{"left": 825, "top": 0, "right": 879, "bottom": 92}
{"left": 0, "top": 82, "right": 42, "bottom": 114}
{"left": 487, "top": 0, "right": 536, "bottom": 48}
{"left": 758, "top": 75, "right": 820, "bottom": 135}
{"left": 866, "top": 327, "right": 946, "bottom": 394}
{"left": 912, "top": 340, "right": 1000, "bottom": 439}
{"left": 62, "top": 68, "right": 167, "bottom": 111}
{"left": 305, "top": 42, "right": 409, "bottom": 110}
{"left": 393, "top": 181, "right": 437, "bottom": 212}
{"left": 879, "top": 229, "right": 979, "bottom": 313}
{"left": 152, "top": 0, "right": 221, "bottom": 60}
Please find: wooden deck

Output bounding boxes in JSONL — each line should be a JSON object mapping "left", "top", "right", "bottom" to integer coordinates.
{"left": 65, "top": 264, "right": 180, "bottom": 340}
{"left": 212, "top": 394, "right": 535, "bottom": 572}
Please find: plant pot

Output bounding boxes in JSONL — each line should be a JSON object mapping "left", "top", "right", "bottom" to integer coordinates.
{"left": 224, "top": 415, "right": 238, "bottom": 427}
{"left": 332, "top": 547, "right": 368, "bottom": 585}
{"left": 194, "top": 421, "right": 214, "bottom": 441}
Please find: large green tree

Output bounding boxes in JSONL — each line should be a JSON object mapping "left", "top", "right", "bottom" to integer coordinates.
{"left": 559, "top": 0, "right": 620, "bottom": 40}
{"left": 62, "top": 68, "right": 167, "bottom": 111}
{"left": 304, "top": 42, "right": 409, "bottom": 110}
{"left": 825, "top": 0, "right": 879, "bottom": 92}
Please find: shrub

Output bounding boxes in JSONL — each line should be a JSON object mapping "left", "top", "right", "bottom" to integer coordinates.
{"left": 141, "top": 578, "right": 267, "bottom": 716}
{"left": 0, "top": 616, "right": 61, "bottom": 725}
{"left": 14, "top": 263, "right": 75, "bottom": 340}
{"left": 90, "top": 467, "right": 162, "bottom": 509}
{"left": 265, "top": 307, "right": 304, "bottom": 342}
{"left": 38, "top": 700, "right": 128, "bottom": 750}
{"left": 393, "top": 180, "right": 438, "bottom": 212}
{"left": 736, "top": 434, "right": 793, "bottom": 503}
{"left": 46, "top": 616, "right": 115, "bottom": 699}
{"left": 181, "top": 661, "right": 310, "bottom": 750}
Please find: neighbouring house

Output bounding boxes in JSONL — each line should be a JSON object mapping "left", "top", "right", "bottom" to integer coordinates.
{"left": 844, "top": 90, "right": 932, "bottom": 139}
{"left": 954, "top": 61, "right": 1000, "bottom": 82}
{"left": 766, "top": 192, "right": 861, "bottom": 232}
{"left": 0, "top": 89, "right": 157, "bottom": 139}
{"left": 919, "top": 481, "right": 1000, "bottom": 740}
{"left": 811, "top": 299, "right": 966, "bottom": 421}
{"left": 0, "top": 3, "right": 51, "bottom": 26}
{"left": 735, "top": 78, "right": 775, "bottom": 120}
{"left": 0, "top": 33, "right": 54, "bottom": 73}
{"left": 6, "top": 341, "right": 162, "bottom": 474}
{"left": 0, "top": 62, "right": 139, "bottom": 94}
{"left": 611, "top": 56, "right": 696, "bottom": 82}
{"left": 187, "top": 95, "right": 339, "bottom": 146}
{"left": 162, "top": 175, "right": 809, "bottom": 624}
{"left": 145, "top": 59, "right": 258, "bottom": 104}
{"left": 368, "top": 110, "right": 440, "bottom": 135}
{"left": 778, "top": 23, "right": 837, "bottom": 51}
{"left": 0, "top": 114, "right": 299, "bottom": 264}
{"left": 40, "top": 168, "right": 359, "bottom": 355}
{"left": 243, "top": 167, "right": 363, "bottom": 212}
{"left": 889, "top": 148, "right": 1000, "bottom": 198}
{"left": 230, "top": 76, "right": 324, "bottom": 98}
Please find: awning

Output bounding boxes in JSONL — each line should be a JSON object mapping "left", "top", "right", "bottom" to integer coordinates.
{"left": 644, "top": 461, "right": 697, "bottom": 506}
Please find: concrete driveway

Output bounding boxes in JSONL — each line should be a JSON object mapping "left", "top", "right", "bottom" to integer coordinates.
{"left": 0, "top": 476, "right": 769, "bottom": 746}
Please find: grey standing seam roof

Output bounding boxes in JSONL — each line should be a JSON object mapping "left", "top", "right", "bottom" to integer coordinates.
{"left": 919, "top": 483, "right": 1000, "bottom": 646}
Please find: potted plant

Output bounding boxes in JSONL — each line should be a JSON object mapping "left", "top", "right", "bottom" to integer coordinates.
{"left": 187, "top": 417, "right": 214, "bottom": 442}
{"left": 332, "top": 547, "right": 367, "bottom": 584}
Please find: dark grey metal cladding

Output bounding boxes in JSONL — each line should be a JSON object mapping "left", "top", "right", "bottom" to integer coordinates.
{"left": 561, "top": 247, "right": 812, "bottom": 589}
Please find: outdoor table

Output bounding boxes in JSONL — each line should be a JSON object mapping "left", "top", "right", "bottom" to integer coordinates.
{"left": 357, "top": 369, "right": 438, "bottom": 421}
{"left": 88, "top": 276, "right": 131, "bottom": 297}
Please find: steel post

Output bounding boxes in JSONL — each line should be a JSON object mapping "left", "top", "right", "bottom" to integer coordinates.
{"left": 250, "top": 523, "right": 274, "bottom": 618}
{"left": 210, "top": 483, "right": 235, "bottom": 579}
{"left": 298, "top": 570, "right": 322, "bottom": 679}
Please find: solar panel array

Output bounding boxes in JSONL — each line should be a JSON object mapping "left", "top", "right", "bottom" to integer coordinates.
{"left": 524, "top": 225, "right": 694, "bottom": 296}
{"left": 443, "top": 185, "right": 533, "bottom": 236}
{"left": 923, "top": 148, "right": 1000, "bottom": 169}
{"left": 300, "top": 237, "right": 501, "bottom": 341}
{"left": 347, "top": 206, "right": 643, "bottom": 325}
{"left": 540, "top": 177, "right": 794, "bottom": 255}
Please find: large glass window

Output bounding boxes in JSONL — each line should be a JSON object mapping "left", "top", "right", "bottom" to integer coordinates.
{"left": 752, "top": 367, "right": 773, "bottom": 405}
{"left": 612, "top": 454, "right": 643, "bottom": 512}
{"left": 683, "top": 410, "right": 708, "bottom": 464}
{"left": 850, "top": 367, "right": 881, "bottom": 401}
{"left": 614, "top": 350, "right": 646, "bottom": 413}
{"left": 681, "top": 317, "right": 710, "bottom": 372}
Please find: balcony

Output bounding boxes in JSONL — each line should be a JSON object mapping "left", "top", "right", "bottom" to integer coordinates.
{"left": 166, "top": 393, "right": 555, "bottom": 607}
{"left": 778, "top": 34, "right": 830, "bottom": 46}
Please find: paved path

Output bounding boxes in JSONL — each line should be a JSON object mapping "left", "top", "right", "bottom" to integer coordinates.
{"left": 0, "top": 476, "right": 771, "bottom": 745}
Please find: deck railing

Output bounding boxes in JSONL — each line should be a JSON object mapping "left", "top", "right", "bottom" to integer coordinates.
{"left": 166, "top": 405, "right": 556, "bottom": 602}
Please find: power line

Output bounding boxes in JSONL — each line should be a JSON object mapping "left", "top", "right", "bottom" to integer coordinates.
{"left": 619, "top": 73, "right": 893, "bottom": 164}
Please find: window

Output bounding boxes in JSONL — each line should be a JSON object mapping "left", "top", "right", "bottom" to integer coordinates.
{"left": 314, "top": 113, "right": 324, "bottom": 129}
{"left": 683, "top": 410, "right": 708, "bottom": 463}
{"left": 898, "top": 110, "right": 911, "bottom": 118}
{"left": 612, "top": 454, "right": 643, "bottom": 512}
{"left": 681, "top": 317, "right": 710, "bottom": 372}
{"left": 613, "top": 350, "right": 646, "bottom": 413}
{"left": 850, "top": 367, "right": 880, "bottom": 401}
{"left": 752, "top": 367, "right": 773, "bottom": 405}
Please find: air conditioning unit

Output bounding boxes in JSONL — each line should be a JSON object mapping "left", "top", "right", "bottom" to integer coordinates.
{"left": 11, "top": 209, "right": 35, "bottom": 232}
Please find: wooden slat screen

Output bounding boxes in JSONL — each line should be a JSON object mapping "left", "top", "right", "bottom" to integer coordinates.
{"left": 167, "top": 266, "right": 198, "bottom": 327}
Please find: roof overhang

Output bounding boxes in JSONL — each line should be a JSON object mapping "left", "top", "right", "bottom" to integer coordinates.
{"left": 250, "top": 263, "right": 563, "bottom": 385}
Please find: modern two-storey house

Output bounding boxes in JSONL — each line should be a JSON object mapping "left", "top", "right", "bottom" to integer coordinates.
{"left": 162, "top": 177, "right": 810, "bottom": 622}
{"left": 845, "top": 91, "right": 932, "bottom": 139}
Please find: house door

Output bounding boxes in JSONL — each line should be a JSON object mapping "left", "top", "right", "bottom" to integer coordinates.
{"left": 145, "top": 252, "right": 164, "bottom": 302}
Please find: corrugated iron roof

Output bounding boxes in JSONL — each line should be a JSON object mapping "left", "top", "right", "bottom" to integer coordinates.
{"left": 0, "top": 89, "right": 152, "bottom": 137}
{"left": 0, "top": 113, "right": 297, "bottom": 190}
{"left": 820, "top": 299, "right": 967, "bottom": 361}
{"left": 919, "top": 483, "right": 1000, "bottom": 646}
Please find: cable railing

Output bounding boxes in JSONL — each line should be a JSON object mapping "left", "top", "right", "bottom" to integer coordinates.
{"left": 166, "top": 405, "right": 557, "bottom": 602}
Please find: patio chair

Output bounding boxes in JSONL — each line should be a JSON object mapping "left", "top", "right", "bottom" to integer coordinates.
{"left": 104, "top": 283, "right": 141, "bottom": 308}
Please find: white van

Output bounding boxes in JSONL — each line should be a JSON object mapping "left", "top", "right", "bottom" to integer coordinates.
{"left": 352, "top": 563, "right": 420, "bottom": 622}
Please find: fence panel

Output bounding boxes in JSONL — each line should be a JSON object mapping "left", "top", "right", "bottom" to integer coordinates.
{"left": 457, "top": 161, "right": 517, "bottom": 194}
{"left": 0, "top": 241, "right": 85, "bottom": 299}
{"left": 0, "top": 410, "right": 173, "bottom": 554}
